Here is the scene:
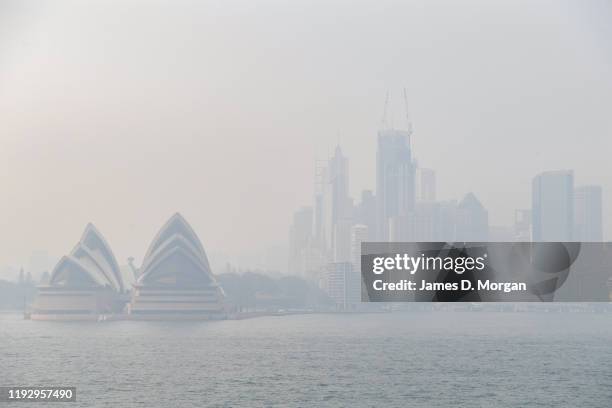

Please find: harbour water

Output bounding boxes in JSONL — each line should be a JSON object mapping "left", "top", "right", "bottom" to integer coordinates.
{"left": 2, "top": 311, "right": 612, "bottom": 407}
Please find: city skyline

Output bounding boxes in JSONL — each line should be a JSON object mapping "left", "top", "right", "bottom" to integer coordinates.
{"left": 287, "top": 121, "right": 604, "bottom": 311}
{"left": 289, "top": 117, "right": 606, "bottom": 306}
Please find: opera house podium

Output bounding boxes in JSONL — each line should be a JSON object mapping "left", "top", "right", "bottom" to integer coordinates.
{"left": 128, "top": 213, "right": 226, "bottom": 320}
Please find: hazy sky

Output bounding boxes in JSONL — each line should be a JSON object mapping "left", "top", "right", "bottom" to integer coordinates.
{"left": 1, "top": 0, "right": 611, "bottom": 271}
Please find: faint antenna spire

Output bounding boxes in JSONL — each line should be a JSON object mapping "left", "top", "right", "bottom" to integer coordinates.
{"left": 380, "top": 91, "right": 390, "bottom": 130}
{"left": 403, "top": 87, "right": 413, "bottom": 136}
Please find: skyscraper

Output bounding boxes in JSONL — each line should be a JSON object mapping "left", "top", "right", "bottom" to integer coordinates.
{"left": 455, "top": 192, "right": 489, "bottom": 241}
{"left": 322, "top": 146, "right": 352, "bottom": 258}
{"left": 413, "top": 200, "right": 458, "bottom": 242}
{"left": 514, "top": 209, "right": 532, "bottom": 241}
{"left": 417, "top": 168, "right": 436, "bottom": 202}
{"left": 355, "top": 190, "right": 376, "bottom": 240}
{"left": 324, "top": 262, "right": 353, "bottom": 310}
{"left": 312, "top": 158, "right": 329, "bottom": 255}
{"left": 574, "top": 185, "right": 603, "bottom": 242}
{"left": 532, "top": 170, "right": 574, "bottom": 241}
{"left": 376, "top": 129, "right": 416, "bottom": 241}
{"left": 333, "top": 218, "right": 353, "bottom": 262}
{"left": 288, "top": 206, "right": 314, "bottom": 276}
{"left": 350, "top": 224, "right": 369, "bottom": 270}
{"left": 349, "top": 224, "right": 368, "bottom": 307}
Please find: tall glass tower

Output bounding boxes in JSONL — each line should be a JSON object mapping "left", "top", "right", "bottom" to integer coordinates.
{"left": 532, "top": 170, "right": 574, "bottom": 241}
{"left": 574, "top": 185, "right": 603, "bottom": 242}
{"left": 376, "top": 129, "right": 416, "bottom": 241}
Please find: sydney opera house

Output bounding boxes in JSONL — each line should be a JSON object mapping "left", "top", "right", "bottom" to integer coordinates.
{"left": 31, "top": 224, "right": 127, "bottom": 320}
{"left": 128, "top": 213, "right": 226, "bottom": 319}
{"left": 31, "top": 213, "right": 226, "bottom": 320}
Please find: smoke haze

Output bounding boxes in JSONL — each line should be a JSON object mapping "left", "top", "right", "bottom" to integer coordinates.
{"left": 1, "top": 0, "right": 611, "bottom": 271}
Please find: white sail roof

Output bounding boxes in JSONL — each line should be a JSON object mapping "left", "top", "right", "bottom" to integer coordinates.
{"left": 48, "top": 223, "right": 124, "bottom": 292}
{"left": 138, "top": 213, "right": 217, "bottom": 286}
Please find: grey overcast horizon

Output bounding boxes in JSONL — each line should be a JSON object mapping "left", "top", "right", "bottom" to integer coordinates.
{"left": 0, "top": 0, "right": 611, "bottom": 273}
